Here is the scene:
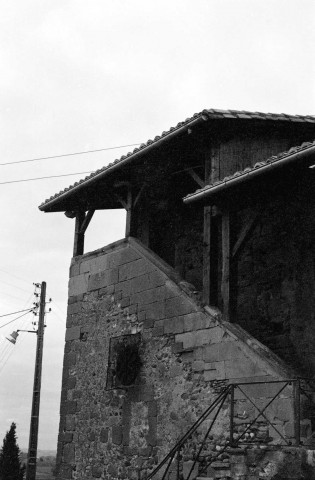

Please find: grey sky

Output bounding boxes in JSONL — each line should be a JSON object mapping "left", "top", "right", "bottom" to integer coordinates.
{"left": 0, "top": 0, "right": 314, "bottom": 450}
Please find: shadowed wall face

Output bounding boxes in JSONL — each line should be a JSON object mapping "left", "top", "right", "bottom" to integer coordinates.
{"left": 235, "top": 184, "right": 315, "bottom": 375}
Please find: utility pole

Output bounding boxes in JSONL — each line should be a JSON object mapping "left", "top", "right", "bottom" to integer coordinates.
{"left": 26, "top": 281, "right": 46, "bottom": 480}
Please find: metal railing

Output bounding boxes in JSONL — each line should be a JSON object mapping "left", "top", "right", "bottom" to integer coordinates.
{"left": 144, "top": 378, "right": 314, "bottom": 480}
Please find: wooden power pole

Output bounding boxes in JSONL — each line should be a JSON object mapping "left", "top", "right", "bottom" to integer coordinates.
{"left": 26, "top": 281, "right": 46, "bottom": 480}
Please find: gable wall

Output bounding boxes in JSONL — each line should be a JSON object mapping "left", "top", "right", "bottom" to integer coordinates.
{"left": 55, "top": 239, "right": 296, "bottom": 480}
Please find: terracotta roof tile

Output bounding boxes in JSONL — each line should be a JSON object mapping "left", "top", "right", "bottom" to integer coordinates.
{"left": 39, "top": 108, "right": 315, "bottom": 210}
{"left": 184, "top": 139, "right": 315, "bottom": 203}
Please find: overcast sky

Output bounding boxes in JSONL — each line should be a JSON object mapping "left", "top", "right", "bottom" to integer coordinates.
{"left": 0, "top": 0, "right": 314, "bottom": 451}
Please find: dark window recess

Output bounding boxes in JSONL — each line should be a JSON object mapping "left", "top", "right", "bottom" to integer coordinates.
{"left": 106, "top": 333, "right": 142, "bottom": 388}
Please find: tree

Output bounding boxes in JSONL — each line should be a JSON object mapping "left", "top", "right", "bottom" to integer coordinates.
{"left": 0, "top": 423, "right": 25, "bottom": 480}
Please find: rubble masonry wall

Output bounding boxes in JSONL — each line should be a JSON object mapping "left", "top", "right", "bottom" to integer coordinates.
{"left": 56, "top": 238, "right": 298, "bottom": 480}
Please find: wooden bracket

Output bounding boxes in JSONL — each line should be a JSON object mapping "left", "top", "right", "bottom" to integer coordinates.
{"left": 187, "top": 168, "right": 205, "bottom": 188}
{"left": 133, "top": 184, "right": 146, "bottom": 207}
{"left": 232, "top": 208, "right": 262, "bottom": 260}
{"left": 73, "top": 210, "right": 95, "bottom": 257}
{"left": 79, "top": 210, "right": 95, "bottom": 235}
{"left": 115, "top": 194, "right": 128, "bottom": 210}
{"left": 115, "top": 183, "right": 146, "bottom": 237}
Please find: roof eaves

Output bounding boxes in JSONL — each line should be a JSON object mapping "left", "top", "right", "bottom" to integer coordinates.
{"left": 183, "top": 140, "right": 315, "bottom": 204}
{"left": 39, "top": 108, "right": 315, "bottom": 212}
{"left": 39, "top": 113, "right": 208, "bottom": 212}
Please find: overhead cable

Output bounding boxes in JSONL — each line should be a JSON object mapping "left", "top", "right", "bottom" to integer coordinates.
{"left": 0, "top": 171, "right": 94, "bottom": 185}
{"left": 0, "top": 143, "right": 141, "bottom": 167}
{"left": 0, "top": 307, "right": 34, "bottom": 318}
{"left": 0, "top": 310, "right": 33, "bottom": 329}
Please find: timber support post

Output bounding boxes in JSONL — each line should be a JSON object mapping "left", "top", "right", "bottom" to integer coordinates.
{"left": 203, "top": 205, "right": 212, "bottom": 305}
{"left": 202, "top": 145, "right": 220, "bottom": 306}
{"left": 125, "top": 187, "right": 132, "bottom": 237}
{"left": 221, "top": 211, "right": 231, "bottom": 321}
{"left": 73, "top": 211, "right": 85, "bottom": 256}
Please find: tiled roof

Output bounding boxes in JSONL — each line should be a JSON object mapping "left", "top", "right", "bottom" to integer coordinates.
{"left": 39, "top": 109, "right": 315, "bottom": 211}
{"left": 184, "top": 139, "right": 315, "bottom": 204}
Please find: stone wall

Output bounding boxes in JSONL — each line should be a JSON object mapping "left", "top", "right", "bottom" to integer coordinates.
{"left": 55, "top": 237, "right": 304, "bottom": 480}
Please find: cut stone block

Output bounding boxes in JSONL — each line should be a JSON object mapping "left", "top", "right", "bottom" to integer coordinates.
{"left": 65, "top": 326, "right": 81, "bottom": 342}
{"left": 119, "top": 258, "right": 153, "bottom": 281}
{"left": 192, "top": 360, "right": 205, "bottom": 371}
{"left": 88, "top": 268, "right": 118, "bottom": 291}
{"left": 225, "top": 357, "right": 268, "bottom": 379}
{"left": 109, "top": 247, "right": 141, "bottom": 268}
{"left": 175, "top": 332, "right": 195, "bottom": 349}
{"left": 203, "top": 341, "right": 243, "bottom": 363}
{"left": 165, "top": 295, "right": 196, "bottom": 318}
{"left": 68, "top": 273, "right": 89, "bottom": 296}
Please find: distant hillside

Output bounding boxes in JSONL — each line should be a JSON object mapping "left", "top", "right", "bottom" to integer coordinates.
{"left": 21, "top": 449, "right": 56, "bottom": 457}
{"left": 20, "top": 451, "right": 56, "bottom": 479}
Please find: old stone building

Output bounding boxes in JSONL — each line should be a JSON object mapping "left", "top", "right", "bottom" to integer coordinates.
{"left": 40, "top": 109, "right": 315, "bottom": 479}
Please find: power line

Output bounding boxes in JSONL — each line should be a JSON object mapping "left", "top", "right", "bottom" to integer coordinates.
{"left": 0, "top": 143, "right": 141, "bottom": 167}
{"left": 0, "top": 279, "right": 31, "bottom": 293}
{"left": 0, "top": 310, "right": 33, "bottom": 329}
{"left": 0, "top": 268, "right": 31, "bottom": 285}
{"left": 0, "top": 170, "right": 94, "bottom": 185}
{"left": 0, "top": 307, "right": 34, "bottom": 318}
{"left": 0, "top": 291, "right": 32, "bottom": 302}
